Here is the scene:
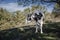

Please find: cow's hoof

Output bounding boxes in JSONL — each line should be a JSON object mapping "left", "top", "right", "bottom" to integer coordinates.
{"left": 41, "top": 32, "right": 43, "bottom": 34}
{"left": 35, "top": 31, "right": 38, "bottom": 33}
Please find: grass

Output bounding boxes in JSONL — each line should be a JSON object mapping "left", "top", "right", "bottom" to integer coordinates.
{"left": 0, "top": 22, "right": 60, "bottom": 40}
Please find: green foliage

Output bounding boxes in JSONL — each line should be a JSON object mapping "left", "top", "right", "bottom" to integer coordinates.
{"left": 0, "top": 8, "right": 26, "bottom": 30}
{"left": 24, "top": 8, "right": 30, "bottom": 13}
{"left": 55, "top": 3, "right": 60, "bottom": 9}
{"left": 24, "top": 5, "right": 46, "bottom": 14}
{"left": 52, "top": 3, "right": 60, "bottom": 17}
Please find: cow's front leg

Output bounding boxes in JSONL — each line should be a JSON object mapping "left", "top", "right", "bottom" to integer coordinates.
{"left": 40, "top": 21, "right": 43, "bottom": 34}
{"left": 35, "top": 22, "right": 39, "bottom": 33}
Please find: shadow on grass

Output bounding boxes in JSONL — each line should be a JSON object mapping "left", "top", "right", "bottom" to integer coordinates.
{"left": 0, "top": 22, "right": 60, "bottom": 40}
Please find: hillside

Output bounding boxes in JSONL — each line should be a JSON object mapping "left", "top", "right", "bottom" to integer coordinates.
{"left": 0, "top": 8, "right": 60, "bottom": 40}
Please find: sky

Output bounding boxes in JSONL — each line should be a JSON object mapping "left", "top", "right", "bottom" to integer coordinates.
{"left": 0, "top": 0, "right": 55, "bottom": 13}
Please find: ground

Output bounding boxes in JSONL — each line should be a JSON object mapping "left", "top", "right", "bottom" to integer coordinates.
{"left": 0, "top": 22, "right": 60, "bottom": 40}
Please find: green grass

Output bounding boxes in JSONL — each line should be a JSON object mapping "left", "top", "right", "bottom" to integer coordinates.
{"left": 0, "top": 22, "right": 60, "bottom": 40}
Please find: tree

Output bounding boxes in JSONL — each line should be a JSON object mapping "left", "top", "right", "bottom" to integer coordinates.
{"left": 52, "top": 3, "right": 60, "bottom": 17}
{"left": 17, "top": 0, "right": 60, "bottom": 6}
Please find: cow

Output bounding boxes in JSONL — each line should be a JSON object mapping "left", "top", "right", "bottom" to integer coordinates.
{"left": 25, "top": 10, "right": 44, "bottom": 34}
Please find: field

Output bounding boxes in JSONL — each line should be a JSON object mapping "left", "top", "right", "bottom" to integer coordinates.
{"left": 0, "top": 22, "right": 60, "bottom": 40}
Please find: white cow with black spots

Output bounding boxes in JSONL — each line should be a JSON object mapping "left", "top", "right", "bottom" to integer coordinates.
{"left": 25, "top": 10, "right": 44, "bottom": 34}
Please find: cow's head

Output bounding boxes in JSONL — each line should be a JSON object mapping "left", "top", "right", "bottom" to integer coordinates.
{"left": 25, "top": 14, "right": 32, "bottom": 24}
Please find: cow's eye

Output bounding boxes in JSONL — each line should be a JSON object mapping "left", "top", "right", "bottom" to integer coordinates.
{"left": 29, "top": 18, "right": 31, "bottom": 20}
{"left": 27, "top": 17, "right": 31, "bottom": 21}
